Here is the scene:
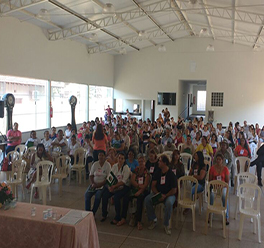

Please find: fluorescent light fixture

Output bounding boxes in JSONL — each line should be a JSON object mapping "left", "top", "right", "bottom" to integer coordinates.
{"left": 199, "top": 28, "right": 209, "bottom": 37}
{"left": 206, "top": 44, "right": 214, "bottom": 52}
{"left": 103, "top": 3, "right": 115, "bottom": 14}
{"left": 37, "top": 9, "right": 51, "bottom": 21}
{"left": 138, "top": 31, "right": 147, "bottom": 41}
{"left": 158, "top": 44, "right": 166, "bottom": 52}
{"left": 119, "top": 47, "right": 127, "bottom": 55}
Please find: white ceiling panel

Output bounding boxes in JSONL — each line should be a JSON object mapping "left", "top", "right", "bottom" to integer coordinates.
{"left": 2, "top": 0, "right": 264, "bottom": 54}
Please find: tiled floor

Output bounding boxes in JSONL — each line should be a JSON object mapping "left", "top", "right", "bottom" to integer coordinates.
{"left": 1, "top": 171, "right": 263, "bottom": 248}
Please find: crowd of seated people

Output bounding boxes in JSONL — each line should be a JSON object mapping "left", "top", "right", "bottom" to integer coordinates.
{"left": 5, "top": 112, "right": 264, "bottom": 234}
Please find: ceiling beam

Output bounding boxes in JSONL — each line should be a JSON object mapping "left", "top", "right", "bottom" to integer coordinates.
{"left": 48, "top": 0, "right": 140, "bottom": 51}
{"left": 0, "top": 0, "right": 47, "bottom": 15}
{"left": 91, "top": 0, "right": 157, "bottom": 46}
{"left": 232, "top": 0, "right": 236, "bottom": 43}
{"left": 170, "top": 0, "right": 195, "bottom": 36}
{"left": 131, "top": 0, "right": 174, "bottom": 41}
{"left": 48, "top": 0, "right": 171, "bottom": 41}
{"left": 201, "top": 0, "right": 215, "bottom": 39}
{"left": 177, "top": 1, "right": 264, "bottom": 27}
{"left": 87, "top": 21, "right": 188, "bottom": 54}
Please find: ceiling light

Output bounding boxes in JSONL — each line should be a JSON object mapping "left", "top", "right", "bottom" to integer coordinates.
{"left": 119, "top": 47, "right": 127, "bottom": 55}
{"left": 206, "top": 44, "right": 214, "bottom": 52}
{"left": 89, "top": 33, "right": 98, "bottom": 42}
{"left": 189, "top": 0, "right": 198, "bottom": 6}
{"left": 199, "top": 28, "right": 209, "bottom": 37}
{"left": 138, "top": 31, "right": 147, "bottom": 41}
{"left": 37, "top": 9, "right": 51, "bottom": 21}
{"left": 254, "top": 45, "right": 262, "bottom": 51}
{"left": 158, "top": 44, "right": 166, "bottom": 52}
{"left": 103, "top": 3, "right": 115, "bottom": 14}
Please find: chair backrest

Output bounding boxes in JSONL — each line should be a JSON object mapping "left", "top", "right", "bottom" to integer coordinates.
{"left": 35, "top": 160, "right": 54, "bottom": 184}
{"left": 73, "top": 148, "right": 87, "bottom": 166}
{"left": 14, "top": 145, "right": 27, "bottom": 159}
{"left": 10, "top": 159, "right": 26, "bottom": 181}
{"left": 162, "top": 151, "right": 173, "bottom": 160}
{"left": 180, "top": 153, "right": 193, "bottom": 174}
{"left": 238, "top": 183, "right": 261, "bottom": 214}
{"left": 178, "top": 175, "right": 198, "bottom": 203}
{"left": 52, "top": 146, "right": 62, "bottom": 153}
{"left": 178, "top": 143, "right": 184, "bottom": 152}
{"left": 237, "top": 172, "right": 257, "bottom": 187}
{"left": 6, "top": 151, "right": 19, "bottom": 163}
{"left": 234, "top": 157, "right": 250, "bottom": 174}
{"left": 55, "top": 155, "right": 71, "bottom": 175}
{"left": 204, "top": 154, "right": 212, "bottom": 170}
{"left": 208, "top": 180, "right": 229, "bottom": 210}
{"left": 0, "top": 149, "right": 2, "bottom": 158}
{"left": 27, "top": 146, "right": 37, "bottom": 153}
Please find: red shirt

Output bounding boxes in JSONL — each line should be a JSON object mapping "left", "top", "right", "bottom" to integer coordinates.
{"left": 92, "top": 134, "right": 108, "bottom": 151}
{"left": 209, "top": 165, "right": 229, "bottom": 182}
{"left": 7, "top": 129, "right": 21, "bottom": 146}
{"left": 235, "top": 145, "right": 250, "bottom": 157}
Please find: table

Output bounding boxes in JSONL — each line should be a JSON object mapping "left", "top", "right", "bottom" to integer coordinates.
{"left": 0, "top": 202, "right": 100, "bottom": 248}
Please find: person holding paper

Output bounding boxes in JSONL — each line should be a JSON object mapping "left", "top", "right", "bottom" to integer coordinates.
{"left": 84, "top": 151, "right": 111, "bottom": 215}
{"left": 144, "top": 154, "right": 177, "bottom": 235}
{"left": 101, "top": 152, "right": 131, "bottom": 226}
{"left": 130, "top": 154, "right": 150, "bottom": 230}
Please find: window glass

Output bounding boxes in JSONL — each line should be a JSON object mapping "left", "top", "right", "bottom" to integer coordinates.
{"left": 197, "top": 90, "right": 206, "bottom": 111}
{"left": 0, "top": 75, "right": 47, "bottom": 132}
{"left": 89, "top": 86, "right": 113, "bottom": 121}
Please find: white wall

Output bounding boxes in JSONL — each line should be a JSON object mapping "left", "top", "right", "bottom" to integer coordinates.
{"left": 114, "top": 38, "right": 264, "bottom": 126}
{"left": 0, "top": 17, "right": 114, "bottom": 87}
{"left": 122, "top": 99, "right": 142, "bottom": 113}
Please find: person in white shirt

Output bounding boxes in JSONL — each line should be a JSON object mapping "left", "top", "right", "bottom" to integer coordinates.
{"left": 25, "top": 130, "right": 41, "bottom": 147}
{"left": 101, "top": 152, "right": 131, "bottom": 226}
{"left": 41, "top": 130, "right": 52, "bottom": 153}
{"left": 85, "top": 151, "right": 111, "bottom": 215}
{"left": 190, "top": 125, "right": 197, "bottom": 140}
{"left": 51, "top": 129, "right": 68, "bottom": 155}
{"left": 192, "top": 131, "right": 202, "bottom": 150}
{"left": 201, "top": 125, "right": 210, "bottom": 139}
{"left": 68, "top": 135, "right": 80, "bottom": 164}
{"left": 64, "top": 123, "right": 72, "bottom": 139}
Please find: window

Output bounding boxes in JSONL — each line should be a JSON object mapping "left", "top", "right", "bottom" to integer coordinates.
{"left": 197, "top": 90, "right": 206, "bottom": 111}
{"left": 89, "top": 86, "right": 113, "bottom": 121}
{"left": 51, "top": 81, "right": 88, "bottom": 127}
{"left": 0, "top": 75, "right": 48, "bottom": 132}
{"left": 211, "top": 92, "right": 224, "bottom": 107}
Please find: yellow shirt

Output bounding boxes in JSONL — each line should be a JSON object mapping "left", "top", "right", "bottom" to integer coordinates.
{"left": 196, "top": 143, "right": 213, "bottom": 155}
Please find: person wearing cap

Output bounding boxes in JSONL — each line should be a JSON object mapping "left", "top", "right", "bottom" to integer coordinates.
{"left": 213, "top": 139, "right": 233, "bottom": 184}
{"left": 154, "top": 134, "right": 164, "bottom": 154}
{"left": 164, "top": 138, "right": 176, "bottom": 152}
{"left": 145, "top": 139, "right": 159, "bottom": 160}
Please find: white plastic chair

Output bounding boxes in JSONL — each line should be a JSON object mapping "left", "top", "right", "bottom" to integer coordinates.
{"left": 177, "top": 176, "right": 198, "bottom": 231}
{"left": 69, "top": 148, "right": 87, "bottom": 185}
{"left": 52, "top": 155, "right": 71, "bottom": 196}
{"left": 180, "top": 153, "right": 192, "bottom": 175}
{"left": 234, "top": 157, "right": 250, "bottom": 194}
{"left": 29, "top": 160, "right": 54, "bottom": 205}
{"left": 4, "top": 151, "right": 19, "bottom": 180}
{"left": 238, "top": 183, "right": 261, "bottom": 243}
{"left": 205, "top": 180, "right": 229, "bottom": 239}
{"left": 234, "top": 172, "right": 257, "bottom": 219}
{"left": 204, "top": 154, "right": 212, "bottom": 170}
{"left": 178, "top": 143, "right": 184, "bottom": 152}
{"left": 6, "top": 159, "right": 27, "bottom": 199}
{"left": 14, "top": 145, "right": 27, "bottom": 159}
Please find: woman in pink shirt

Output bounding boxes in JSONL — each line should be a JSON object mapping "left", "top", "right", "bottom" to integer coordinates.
{"left": 6, "top": 122, "right": 21, "bottom": 154}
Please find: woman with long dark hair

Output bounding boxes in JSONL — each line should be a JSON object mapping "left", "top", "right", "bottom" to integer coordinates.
{"left": 92, "top": 123, "right": 108, "bottom": 162}
{"left": 189, "top": 151, "right": 206, "bottom": 195}
{"left": 170, "top": 150, "right": 185, "bottom": 180}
